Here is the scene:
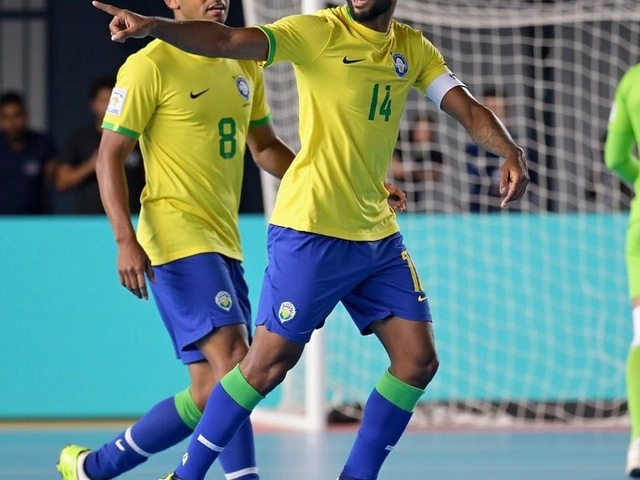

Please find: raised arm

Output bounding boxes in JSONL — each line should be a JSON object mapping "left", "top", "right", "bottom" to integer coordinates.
{"left": 441, "top": 86, "right": 529, "bottom": 207}
{"left": 92, "top": 1, "right": 268, "bottom": 61}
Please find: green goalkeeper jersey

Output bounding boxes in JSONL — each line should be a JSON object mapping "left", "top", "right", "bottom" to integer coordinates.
{"left": 606, "top": 63, "right": 640, "bottom": 217}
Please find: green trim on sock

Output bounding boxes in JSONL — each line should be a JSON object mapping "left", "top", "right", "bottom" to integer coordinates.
{"left": 628, "top": 346, "right": 640, "bottom": 441}
{"left": 174, "top": 388, "right": 202, "bottom": 430}
{"left": 220, "top": 365, "right": 264, "bottom": 411}
{"left": 375, "top": 370, "right": 425, "bottom": 413}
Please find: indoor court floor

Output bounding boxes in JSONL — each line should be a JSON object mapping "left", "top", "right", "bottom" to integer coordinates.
{"left": 0, "top": 426, "right": 629, "bottom": 479}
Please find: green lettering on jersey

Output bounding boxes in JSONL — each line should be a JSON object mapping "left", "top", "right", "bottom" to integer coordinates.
{"left": 368, "top": 84, "right": 392, "bottom": 122}
{"left": 218, "top": 118, "right": 237, "bottom": 159}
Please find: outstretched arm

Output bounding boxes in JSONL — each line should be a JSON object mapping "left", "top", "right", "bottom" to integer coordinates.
{"left": 92, "top": 1, "right": 269, "bottom": 60}
{"left": 441, "top": 86, "right": 529, "bottom": 208}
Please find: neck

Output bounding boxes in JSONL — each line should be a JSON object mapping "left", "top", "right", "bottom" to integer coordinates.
{"left": 358, "top": 11, "right": 393, "bottom": 33}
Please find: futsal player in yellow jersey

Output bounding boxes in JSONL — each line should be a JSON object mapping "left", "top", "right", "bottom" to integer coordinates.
{"left": 94, "top": 1, "right": 529, "bottom": 479}
{"left": 57, "top": 1, "right": 296, "bottom": 480}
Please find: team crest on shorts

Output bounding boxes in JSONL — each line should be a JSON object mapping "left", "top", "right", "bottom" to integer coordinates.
{"left": 236, "top": 76, "right": 250, "bottom": 100}
{"left": 215, "top": 291, "right": 233, "bottom": 312}
{"left": 278, "top": 302, "right": 297, "bottom": 323}
{"left": 392, "top": 53, "right": 409, "bottom": 78}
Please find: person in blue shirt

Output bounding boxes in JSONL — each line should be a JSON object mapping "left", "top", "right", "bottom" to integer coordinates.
{"left": 0, "top": 92, "right": 57, "bottom": 214}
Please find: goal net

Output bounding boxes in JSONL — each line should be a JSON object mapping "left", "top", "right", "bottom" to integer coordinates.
{"left": 244, "top": 0, "right": 640, "bottom": 430}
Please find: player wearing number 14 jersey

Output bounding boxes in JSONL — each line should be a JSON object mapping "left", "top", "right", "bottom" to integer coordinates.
{"left": 92, "top": 0, "right": 529, "bottom": 478}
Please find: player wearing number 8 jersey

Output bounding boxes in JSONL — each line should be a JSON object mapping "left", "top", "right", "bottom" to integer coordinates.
{"left": 56, "top": 2, "right": 299, "bottom": 480}
{"left": 92, "top": 0, "right": 529, "bottom": 479}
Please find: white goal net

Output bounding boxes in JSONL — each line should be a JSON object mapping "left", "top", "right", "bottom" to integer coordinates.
{"left": 244, "top": 0, "right": 640, "bottom": 430}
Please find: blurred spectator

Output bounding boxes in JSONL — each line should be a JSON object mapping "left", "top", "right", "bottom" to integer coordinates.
{"left": 391, "top": 115, "right": 443, "bottom": 212}
{"left": 466, "top": 88, "right": 538, "bottom": 212}
{"left": 55, "top": 76, "right": 145, "bottom": 214}
{"left": 0, "top": 91, "right": 58, "bottom": 215}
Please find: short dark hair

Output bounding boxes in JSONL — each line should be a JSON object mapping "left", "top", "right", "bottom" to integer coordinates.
{"left": 90, "top": 76, "right": 116, "bottom": 100}
{"left": 0, "top": 91, "right": 25, "bottom": 109}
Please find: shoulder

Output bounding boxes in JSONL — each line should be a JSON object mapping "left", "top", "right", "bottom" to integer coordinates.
{"left": 392, "top": 20, "right": 422, "bottom": 39}
{"left": 270, "top": 9, "right": 335, "bottom": 34}
{"left": 121, "top": 41, "right": 165, "bottom": 74}
{"left": 624, "top": 63, "right": 640, "bottom": 81}
{"left": 618, "top": 63, "right": 640, "bottom": 96}
{"left": 315, "top": 6, "right": 344, "bottom": 24}
{"left": 392, "top": 21, "right": 429, "bottom": 48}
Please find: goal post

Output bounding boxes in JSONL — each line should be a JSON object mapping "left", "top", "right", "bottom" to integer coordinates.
{"left": 243, "top": 0, "right": 327, "bottom": 432}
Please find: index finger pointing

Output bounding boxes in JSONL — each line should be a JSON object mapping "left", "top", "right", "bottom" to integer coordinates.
{"left": 92, "top": 1, "right": 120, "bottom": 15}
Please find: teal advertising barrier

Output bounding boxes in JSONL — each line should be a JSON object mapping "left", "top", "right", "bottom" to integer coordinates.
{"left": 0, "top": 214, "right": 630, "bottom": 418}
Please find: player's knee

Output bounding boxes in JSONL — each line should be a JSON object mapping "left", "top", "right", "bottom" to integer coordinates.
{"left": 393, "top": 352, "right": 439, "bottom": 389}
{"left": 190, "top": 375, "right": 216, "bottom": 411}
{"left": 213, "top": 343, "right": 249, "bottom": 377}
{"left": 413, "top": 352, "right": 439, "bottom": 387}
{"left": 241, "top": 356, "right": 296, "bottom": 395}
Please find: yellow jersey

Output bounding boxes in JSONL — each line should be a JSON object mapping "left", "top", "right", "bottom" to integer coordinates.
{"left": 258, "top": 6, "right": 461, "bottom": 241}
{"left": 103, "top": 40, "right": 271, "bottom": 264}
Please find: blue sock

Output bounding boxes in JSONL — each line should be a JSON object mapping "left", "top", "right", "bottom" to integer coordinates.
{"left": 84, "top": 390, "right": 198, "bottom": 480}
{"left": 218, "top": 419, "right": 259, "bottom": 480}
{"left": 175, "top": 366, "right": 264, "bottom": 480}
{"left": 339, "top": 371, "right": 425, "bottom": 480}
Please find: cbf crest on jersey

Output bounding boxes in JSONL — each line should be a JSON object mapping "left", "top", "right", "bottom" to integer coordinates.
{"left": 278, "top": 301, "right": 297, "bottom": 323}
{"left": 236, "top": 76, "right": 250, "bottom": 100}
{"left": 392, "top": 53, "right": 409, "bottom": 78}
{"left": 215, "top": 291, "right": 233, "bottom": 312}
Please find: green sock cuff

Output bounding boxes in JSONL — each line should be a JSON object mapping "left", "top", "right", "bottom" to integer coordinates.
{"left": 174, "top": 388, "right": 203, "bottom": 430}
{"left": 220, "top": 365, "right": 264, "bottom": 411}
{"left": 375, "top": 370, "right": 425, "bottom": 412}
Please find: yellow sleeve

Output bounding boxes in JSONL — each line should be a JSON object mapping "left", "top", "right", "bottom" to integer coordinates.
{"left": 102, "top": 54, "right": 161, "bottom": 139}
{"left": 413, "top": 35, "right": 450, "bottom": 95}
{"left": 249, "top": 65, "right": 272, "bottom": 127}
{"left": 256, "top": 14, "right": 332, "bottom": 67}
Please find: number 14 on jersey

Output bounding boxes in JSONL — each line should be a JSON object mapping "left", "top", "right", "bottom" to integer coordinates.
{"left": 368, "top": 84, "right": 392, "bottom": 122}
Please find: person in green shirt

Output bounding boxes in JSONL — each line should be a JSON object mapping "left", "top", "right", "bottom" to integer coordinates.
{"left": 606, "top": 63, "right": 640, "bottom": 478}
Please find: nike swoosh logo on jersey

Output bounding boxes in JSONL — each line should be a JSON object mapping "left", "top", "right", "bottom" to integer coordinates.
{"left": 342, "top": 56, "right": 365, "bottom": 64}
{"left": 418, "top": 295, "right": 428, "bottom": 302}
{"left": 190, "top": 88, "right": 210, "bottom": 99}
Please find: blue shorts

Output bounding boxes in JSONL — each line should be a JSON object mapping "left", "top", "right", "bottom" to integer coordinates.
{"left": 150, "top": 253, "right": 251, "bottom": 364}
{"left": 256, "top": 226, "right": 431, "bottom": 343}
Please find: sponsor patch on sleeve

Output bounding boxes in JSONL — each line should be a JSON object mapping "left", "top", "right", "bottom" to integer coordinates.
{"left": 107, "top": 88, "right": 128, "bottom": 116}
